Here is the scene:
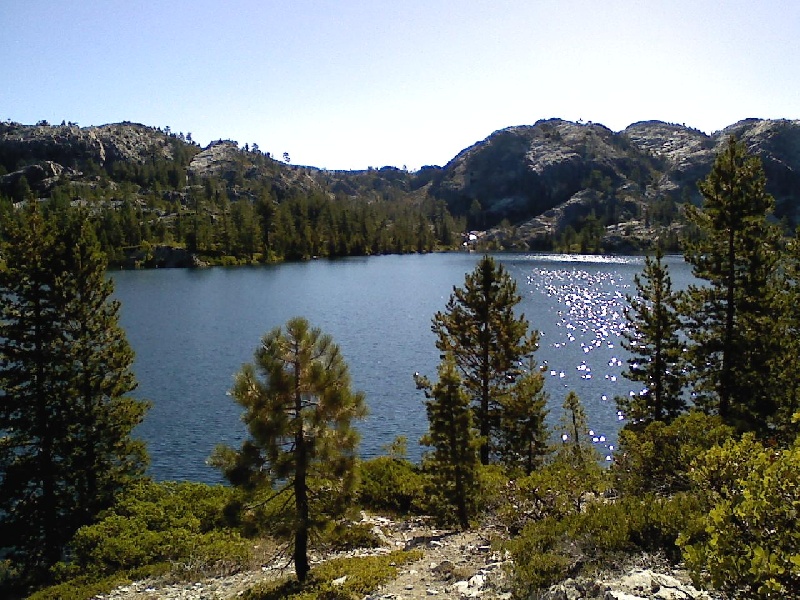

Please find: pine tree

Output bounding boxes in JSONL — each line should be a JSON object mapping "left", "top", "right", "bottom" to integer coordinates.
{"left": 211, "top": 317, "right": 366, "bottom": 582}
{"left": 550, "top": 391, "right": 603, "bottom": 513}
{"left": 0, "top": 208, "right": 148, "bottom": 585}
{"left": 771, "top": 232, "right": 800, "bottom": 439}
{"left": 11, "top": 174, "right": 32, "bottom": 204}
{"left": 557, "top": 391, "right": 593, "bottom": 464}
{"left": 431, "top": 255, "right": 538, "bottom": 464}
{"left": 496, "top": 357, "right": 550, "bottom": 475}
{"left": 681, "top": 136, "right": 782, "bottom": 430}
{"left": 256, "top": 188, "right": 276, "bottom": 258}
{"left": 415, "top": 355, "right": 480, "bottom": 530}
{"left": 57, "top": 214, "right": 150, "bottom": 525}
{"left": 618, "top": 246, "right": 685, "bottom": 425}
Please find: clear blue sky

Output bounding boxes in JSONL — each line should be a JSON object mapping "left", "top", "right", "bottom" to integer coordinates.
{"left": 2, "top": 0, "right": 798, "bottom": 170}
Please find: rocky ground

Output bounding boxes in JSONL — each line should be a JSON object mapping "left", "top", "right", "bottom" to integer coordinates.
{"left": 93, "top": 514, "right": 723, "bottom": 600}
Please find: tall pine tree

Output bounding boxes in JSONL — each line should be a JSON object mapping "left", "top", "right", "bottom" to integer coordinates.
{"left": 415, "top": 356, "right": 480, "bottom": 530}
{"left": 58, "top": 214, "right": 150, "bottom": 526}
{"left": 681, "top": 136, "right": 782, "bottom": 431}
{"left": 431, "top": 255, "right": 538, "bottom": 464}
{"left": 211, "top": 317, "right": 366, "bottom": 583}
{"left": 0, "top": 208, "right": 148, "bottom": 586}
{"left": 771, "top": 231, "right": 800, "bottom": 440}
{"left": 496, "top": 356, "right": 550, "bottom": 475}
{"left": 618, "top": 246, "right": 685, "bottom": 425}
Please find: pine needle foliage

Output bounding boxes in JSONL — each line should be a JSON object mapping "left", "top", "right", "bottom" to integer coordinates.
{"left": 415, "top": 356, "right": 480, "bottom": 530}
{"left": 770, "top": 234, "right": 800, "bottom": 441}
{"left": 618, "top": 246, "right": 685, "bottom": 425}
{"left": 211, "top": 317, "right": 366, "bottom": 583}
{"left": 681, "top": 136, "right": 783, "bottom": 431}
{"left": 496, "top": 357, "right": 550, "bottom": 475}
{"left": 431, "top": 255, "right": 538, "bottom": 464}
{"left": 0, "top": 208, "right": 149, "bottom": 588}
{"left": 556, "top": 391, "right": 600, "bottom": 466}
{"left": 550, "top": 391, "right": 604, "bottom": 513}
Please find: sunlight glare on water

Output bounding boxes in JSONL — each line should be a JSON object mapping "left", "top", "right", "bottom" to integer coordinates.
{"left": 513, "top": 254, "right": 644, "bottom": 461}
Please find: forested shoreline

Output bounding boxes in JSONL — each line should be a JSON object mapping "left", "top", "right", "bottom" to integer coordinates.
{"left": 8, "top": 117, "right": 800, "bottom": 263}
{"left": 0, "top": 122, "right": 466, "bottom": 268}
{"left": 1, "top": 137, "right": 799, "bottom": 599}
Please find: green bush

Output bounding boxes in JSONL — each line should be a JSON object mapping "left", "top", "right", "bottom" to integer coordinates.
{"left": 503, "top": 454, "right": 607, "bottom": 530}
{"left": 240, "top": 549, "right": 422, "bottom": 600}
{"left": 317, "top": 522, "right": 383, "bottom": 552}
{"left": 508, "top": 493, "right": 704, "bottom": 594}
{"left": 53, "top": 481, "right": 251, "bottom": 582}
{"left": 357, "top": 455, "right": 426, "bottom": 515}
{"left": 510, "top": 549, "right": 573, "bottom": 592}
{"left": 27, "top": 574, "right": 131, "bottom": 600}
{"left": 678, "top": 434, "right": 800, "bottom": 598}
{"left": 612, "top": 410, "right": 734, "bottom": 497}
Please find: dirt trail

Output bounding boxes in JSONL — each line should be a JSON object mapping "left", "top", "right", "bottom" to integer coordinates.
{"left": 94, "top": 514, "right": 511, "bottom": 600}
{"left": 94, "top": 514, "right": 721, "bottom": 599}
{"left": 365, "top": 516, "right": 511, "bottom": 599}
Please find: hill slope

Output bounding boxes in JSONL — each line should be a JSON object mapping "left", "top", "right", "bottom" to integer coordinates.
{"left": 2, "top": 117, "right": 799, "bottom": 254}
{"left": 428, "top": 118, "right": 800, "bottom": 251}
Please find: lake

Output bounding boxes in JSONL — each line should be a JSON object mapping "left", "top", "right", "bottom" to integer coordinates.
{"left": 112, "top": 252, "right": 694, "bottom": 484}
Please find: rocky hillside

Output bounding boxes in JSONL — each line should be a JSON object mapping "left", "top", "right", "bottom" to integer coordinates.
{"left": 2, "top": 117, "right": 799, "bottom": 252}
{"left": 429, "top": 118, "right": 800, "bottom": 251}
{"left": 0, "top": 121, "right": 319, "bottom": 201}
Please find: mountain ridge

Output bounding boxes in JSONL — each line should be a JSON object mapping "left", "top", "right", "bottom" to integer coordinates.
{"left": 2, "top": 117, "right": 799, "bottom": 254}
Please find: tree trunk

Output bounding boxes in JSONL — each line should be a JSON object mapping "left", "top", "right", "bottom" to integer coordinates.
{"left": 480, "top": 338, "right": 490, "bottom": 465}
{"left": 293, "top": 364, "right": 310, "bottom": 582}
{"left": 720, "top": 224, "right": 736, "bottom": 419}
{"left": 450, "top": 404, "right": 470, "bottom": 531}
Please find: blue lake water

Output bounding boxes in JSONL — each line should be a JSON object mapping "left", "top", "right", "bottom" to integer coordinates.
{"left": 111, "top": 252, "right": 694, "bottom": 484}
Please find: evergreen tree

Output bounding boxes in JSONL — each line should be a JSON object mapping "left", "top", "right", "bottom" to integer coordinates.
{"left": 550, "top": 391, "right": 603, "bottom": 513}
{"left": 618, "top": 246, "right": 685, "bottom": 425}
{"left": 681, "top": 136, "right": 782, "bottom": 430}
{"left": 11, "top": 174, "right": 32, "bottom": 204}
{"left": 231, "top": 199, "right": 261, "bottom": 259}
{"left": 415, "top": 355, "right": 480, "bottom": 530}
{"left": 57, "top": 214, "right": 150, "bottom": 525}
{"left": 557, "top": 391, "right": 593, "bottom": 464}
{"left": 771, "top": 232, "right": 800, "bottom": 440}
{"left": 0, "top": 208, "right": 148, "bottom": 586}
{"left": 496, "top": 357, "right": 550, "bottom": 475}
{"left": 211, "top": 317, "right": 366, "bottom": 583}
{"left": 431, "top": 255, "right": 537, "bottom": 464}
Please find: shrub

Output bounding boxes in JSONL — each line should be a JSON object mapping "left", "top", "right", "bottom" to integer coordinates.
{"left": 678, "top": 434, "right": 800, "bottom": 598}
{"left": 492, "top": 447, "right": 609, "bottom": 536}
{"left": 508, "top": 493, "right": 705, "bottom": 594}
{"left": 317, "top": 522, "right": 383, "bottom": 552}
{"left": 240, "top": 549, "right": 422, "bottom": 600}
{"left": 53, "top": 481, "right": 251, "bottom": 582}
{"left": 612, "top": 410, "right": 734, "bottom": 497}
{"left": 27, "top": 574, "right": 131, "bottom": 600}
{"left": 475, "top": 464, "right": 511, "bottom": 513}
{"left": 357, "top": 455, "right": 426, "bottom": 515}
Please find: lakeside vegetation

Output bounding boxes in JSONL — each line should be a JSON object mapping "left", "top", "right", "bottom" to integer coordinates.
{"left": 0, "top": 177, "right": 465, "bottom": 268}
{"left": 2, "top": 137, "right": 800, "bottom": 598}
